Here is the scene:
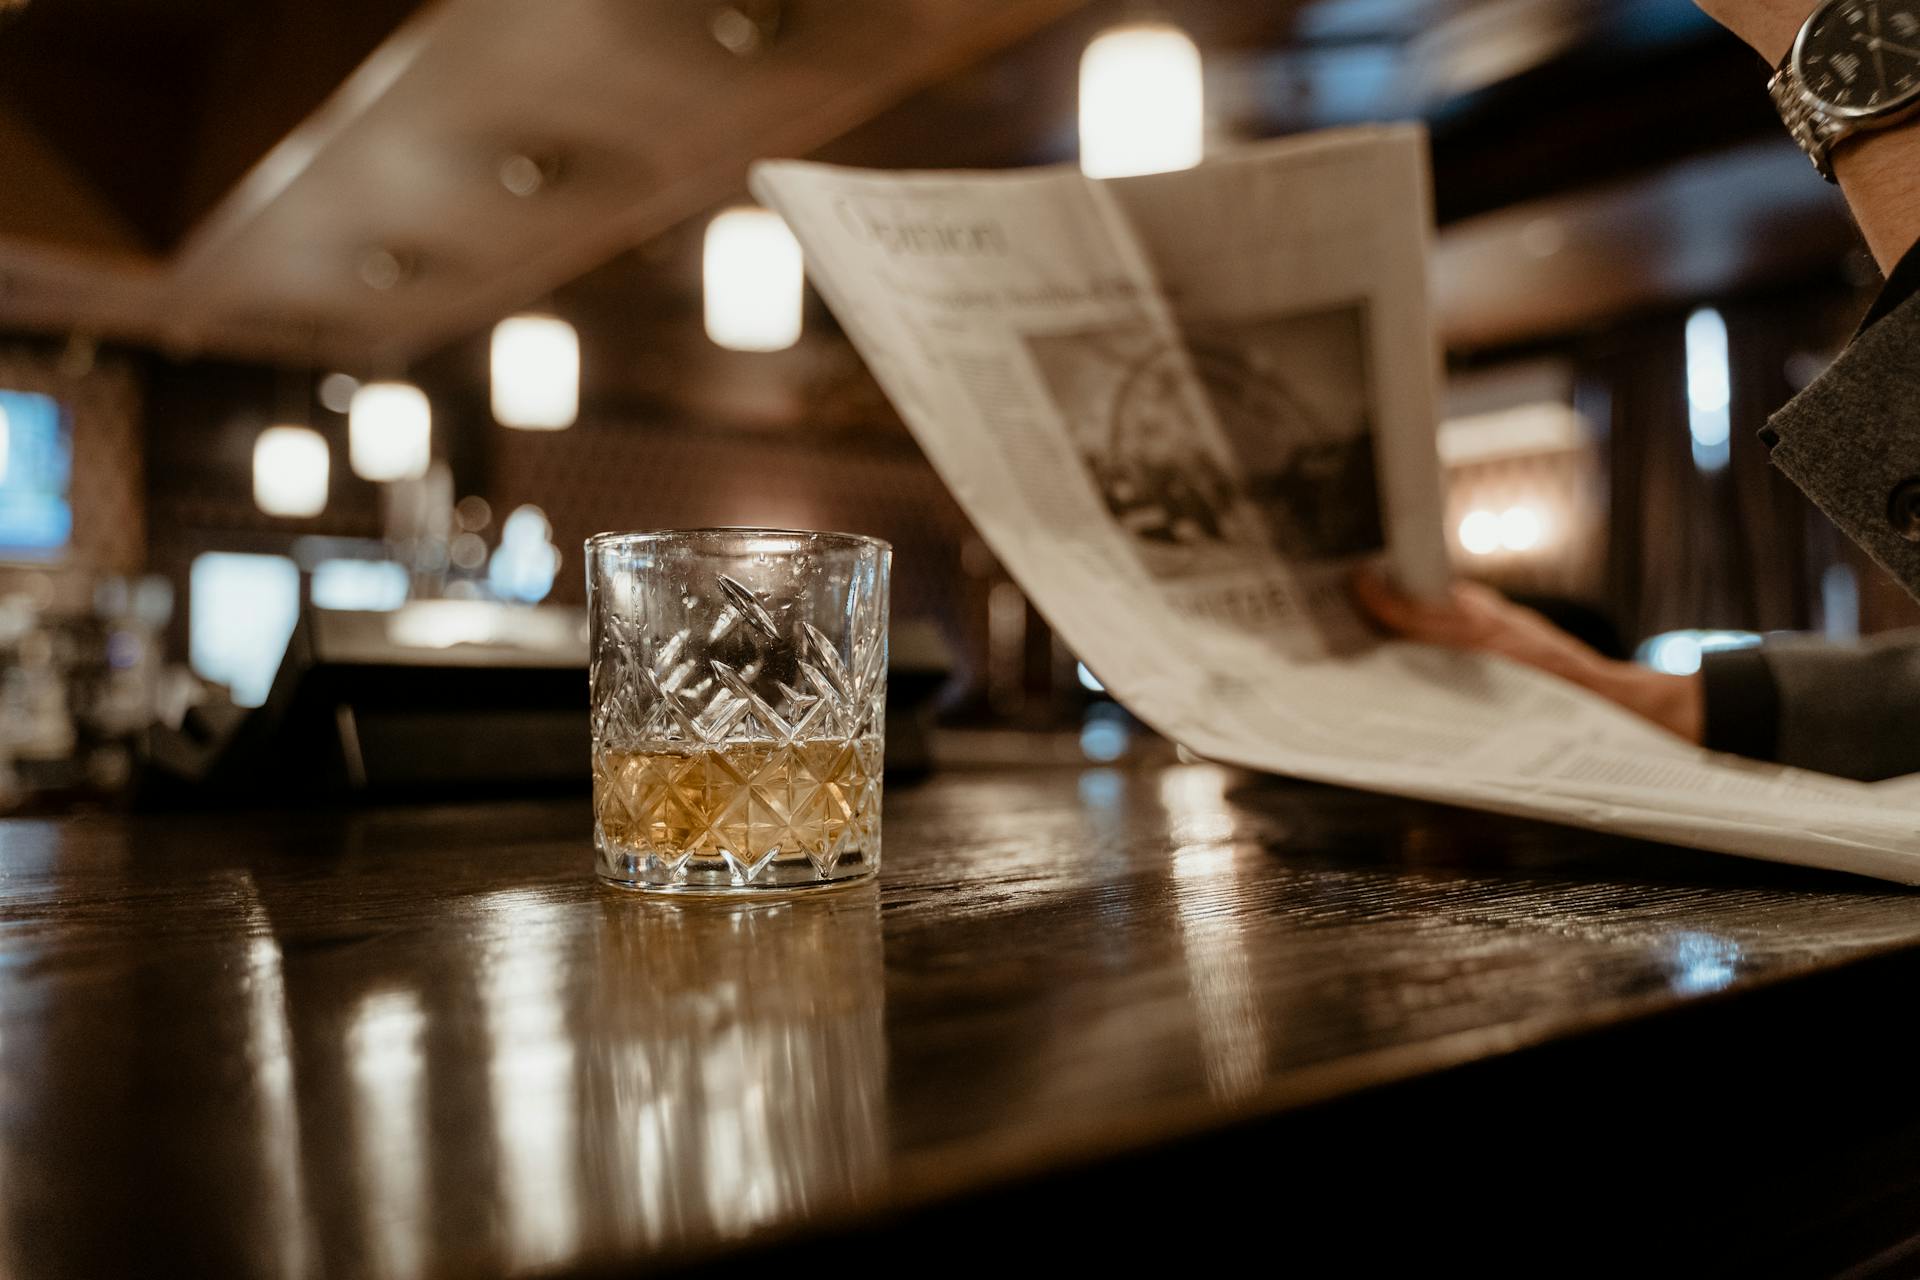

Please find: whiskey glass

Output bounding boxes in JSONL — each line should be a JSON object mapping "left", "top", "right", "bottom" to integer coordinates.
{"left": 586, "top": 529, "right": 890, "bottom": 893}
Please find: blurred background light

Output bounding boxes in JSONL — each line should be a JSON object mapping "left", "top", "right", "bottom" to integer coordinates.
{"left": 1636, "top": 628, "right": 1760, "bottom": 676}
{"left": 1686, "top": 307, "right": 1731, "bottom": 473}
{"left": 317, "top": 371, "right": 359, "bottom": 415}
{"left": 1080, "top": 714, "right": 1128, "bottom": 762}
{"left": 1076, "top": 661, "right": 1106, "bottom": 693}
{"left": 703, "top": 207, "right": 803, "bottom": 352}
{"left": 1458, "top": 509, "right": 1501, "bottom": 556}
{"left": 489, "top": 504, "right": 561, "bottom": 603}
{"left": 490, "top": 313, "right": 578, "bottom": 429}
{"left": 1822, "top": 563, "right": 1860, "bottom": 642}
{"left": 1498, "top": 504, "right": 1543, "bottom": 551}
{"left": 349, "top": 381, "right": 431, "bottom": 481}
{"left": 1079, "top": 22, "right": 1204, "bottom": 178}
{"left": 311, "top": 559, "right": 410, "bottom": 612}
{"left": 252, "top": 425, "right": 329, "bottom": 518}
{"left": 189, "top": 552, "right": 300, "bottom": 706}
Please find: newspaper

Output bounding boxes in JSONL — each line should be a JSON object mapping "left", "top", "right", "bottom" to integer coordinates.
{"left": 752, "top": 126, "right": 1920, "bottom": 885}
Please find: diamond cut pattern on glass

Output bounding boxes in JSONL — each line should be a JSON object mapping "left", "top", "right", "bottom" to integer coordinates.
{"left": 592, "top": 560, "right": 885, "bottom": 889}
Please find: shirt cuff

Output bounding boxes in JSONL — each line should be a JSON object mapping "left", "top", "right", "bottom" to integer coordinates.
{"left": 1699, "top": 647, "right": 1780, "bottom": 763}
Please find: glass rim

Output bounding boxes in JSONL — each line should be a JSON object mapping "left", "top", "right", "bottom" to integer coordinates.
{"left": 585, "top": 527, "right": 890, "bottom": 554}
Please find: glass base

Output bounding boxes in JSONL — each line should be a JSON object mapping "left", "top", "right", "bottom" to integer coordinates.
{"left": 596, "top": 843, "right": 879, "bottom": 895}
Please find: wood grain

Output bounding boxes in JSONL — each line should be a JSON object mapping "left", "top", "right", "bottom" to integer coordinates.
{"left": 4, "top": 764, "right": 1920, "bottom": 1275}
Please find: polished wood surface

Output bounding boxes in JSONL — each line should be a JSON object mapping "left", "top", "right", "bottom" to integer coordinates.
{"left": 7, "top": 764, "right": 1920, "bottom": 1276}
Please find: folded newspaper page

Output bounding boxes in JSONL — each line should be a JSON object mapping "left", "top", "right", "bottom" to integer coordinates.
{"left": 753, "top": 126, "right": 1920, "bottom": 885}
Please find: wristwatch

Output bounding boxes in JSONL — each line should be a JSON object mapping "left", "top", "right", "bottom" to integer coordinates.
{"left": 1769, "top": 0, "right": 1920, "bottom": 181}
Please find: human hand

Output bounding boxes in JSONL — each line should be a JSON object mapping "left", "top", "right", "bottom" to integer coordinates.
{"left": 1694, "top": 0, "right": 1920, "bottom": 270}
{"left": 1352, "top": 568, "right": 1704, "bottom": 743}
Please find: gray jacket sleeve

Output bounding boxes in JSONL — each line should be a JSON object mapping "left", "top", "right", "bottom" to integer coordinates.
{"left": 1767, "top": 289, "right": 1920, "bottom": 595}
{"left": 1702, "top": 632, "right": 1920, "bottom": 782}
{"left": 1702, "top": 246, "right": 1920, "bottom": 780}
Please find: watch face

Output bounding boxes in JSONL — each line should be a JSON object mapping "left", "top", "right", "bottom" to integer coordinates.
{"left": 1797, "top": 0, "right": 1920, "bottom": 116}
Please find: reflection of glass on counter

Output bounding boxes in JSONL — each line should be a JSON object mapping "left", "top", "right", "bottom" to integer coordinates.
{"left": 346, "top": 988, "right": 430, "bottom": 1280}
{"left": 583, "top": 888, "right": 886, "bottom": 1249}
{"left": 1161, "top": 766, "right": 1267, "bottom": 1100}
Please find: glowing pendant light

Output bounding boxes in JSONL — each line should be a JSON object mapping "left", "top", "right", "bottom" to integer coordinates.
{"left": 490, "top": 313, "right": 579, "bottom": 429}
{"left": 1079, "top": 22, "right": 1205, "bottom": 179}
{"left": 253, "top": 424, "right": 330, "bottom": 517}
{"left": 348, "top": 380, "right": 431, "bottom": 481}
{"left": 703, "top": 206, "right": 804, "bottom": 352}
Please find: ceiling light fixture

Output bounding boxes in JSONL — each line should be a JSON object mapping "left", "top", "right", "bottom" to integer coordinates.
{"left": 253, "top": 425, "right": 330, "bottom": 517}
{"left": 1458, "top": 509, "right": 1501, "bottom": 557}
{"left": 348, "top": 380, "right": 431, "bottom": 481}
{"left": 1079, "top": 22, "right": 1205, "bottom": 179}
{"left": 490, "top": 313, "right": 578, "bottom": 429}
{"left": 1498, "top": 505, "right": 1544, "bottom": 552}
{"left": 703, "top": 206, "right": 804, "bottom": 352}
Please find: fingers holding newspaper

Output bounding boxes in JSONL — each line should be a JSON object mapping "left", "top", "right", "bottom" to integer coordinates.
{"left": 1351, "top": 567, "right": 1705, "bottom": 745}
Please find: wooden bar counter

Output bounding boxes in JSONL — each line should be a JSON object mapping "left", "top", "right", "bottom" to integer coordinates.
{"left": 7, "top": 764, "right": 1920, "bottom": 1276}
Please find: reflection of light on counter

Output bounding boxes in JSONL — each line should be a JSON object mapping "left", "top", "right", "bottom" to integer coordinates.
{"left": 586, "top": 895, "right": 887, "bottom": 1251}
{"left": 1160, "top": 766, "right": 1264, "bottom": 1098}
{"left": 346, "top": 989, "right": 430, "bottom": 1280}
{"left": 383, "top": 599, "right": 584, "bottom": 654}
{"left": 699, "top": 1017, "right": 786, "bottom": 1237}
{"left": 1078, "top": 768, "right": 1123, "bottom": 809}
{"left": 387, "top": 599, "right": 501, "bottom": 648}
{"left": 480, "top": 890, "right": 581, "bottom": 1270}
{"left": 243, "top": 923, "right": 314, "bottom": 1280}
{"left": 1667, "top": 931, "right": 1741, "bottom": 995}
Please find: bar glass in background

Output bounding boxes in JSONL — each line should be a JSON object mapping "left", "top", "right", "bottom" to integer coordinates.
{"left": 587, "top": 529, "right": 890, "bottom": 893}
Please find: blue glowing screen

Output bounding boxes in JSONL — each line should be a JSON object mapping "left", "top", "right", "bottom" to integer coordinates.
{"left": 0, "top": 390, "right": 72, "bottom": 558}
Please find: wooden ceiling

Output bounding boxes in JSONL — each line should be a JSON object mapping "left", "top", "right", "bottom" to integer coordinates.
{"left": 0, "top": 0, "right": 1094, "bottom": 368}
{"left": 0, "top": 0, "right": 1872, "bottom": 378}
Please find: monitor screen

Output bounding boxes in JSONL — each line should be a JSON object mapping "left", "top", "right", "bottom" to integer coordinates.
{"left": 0, "top": 390, "right": 72, "bottom": 560}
